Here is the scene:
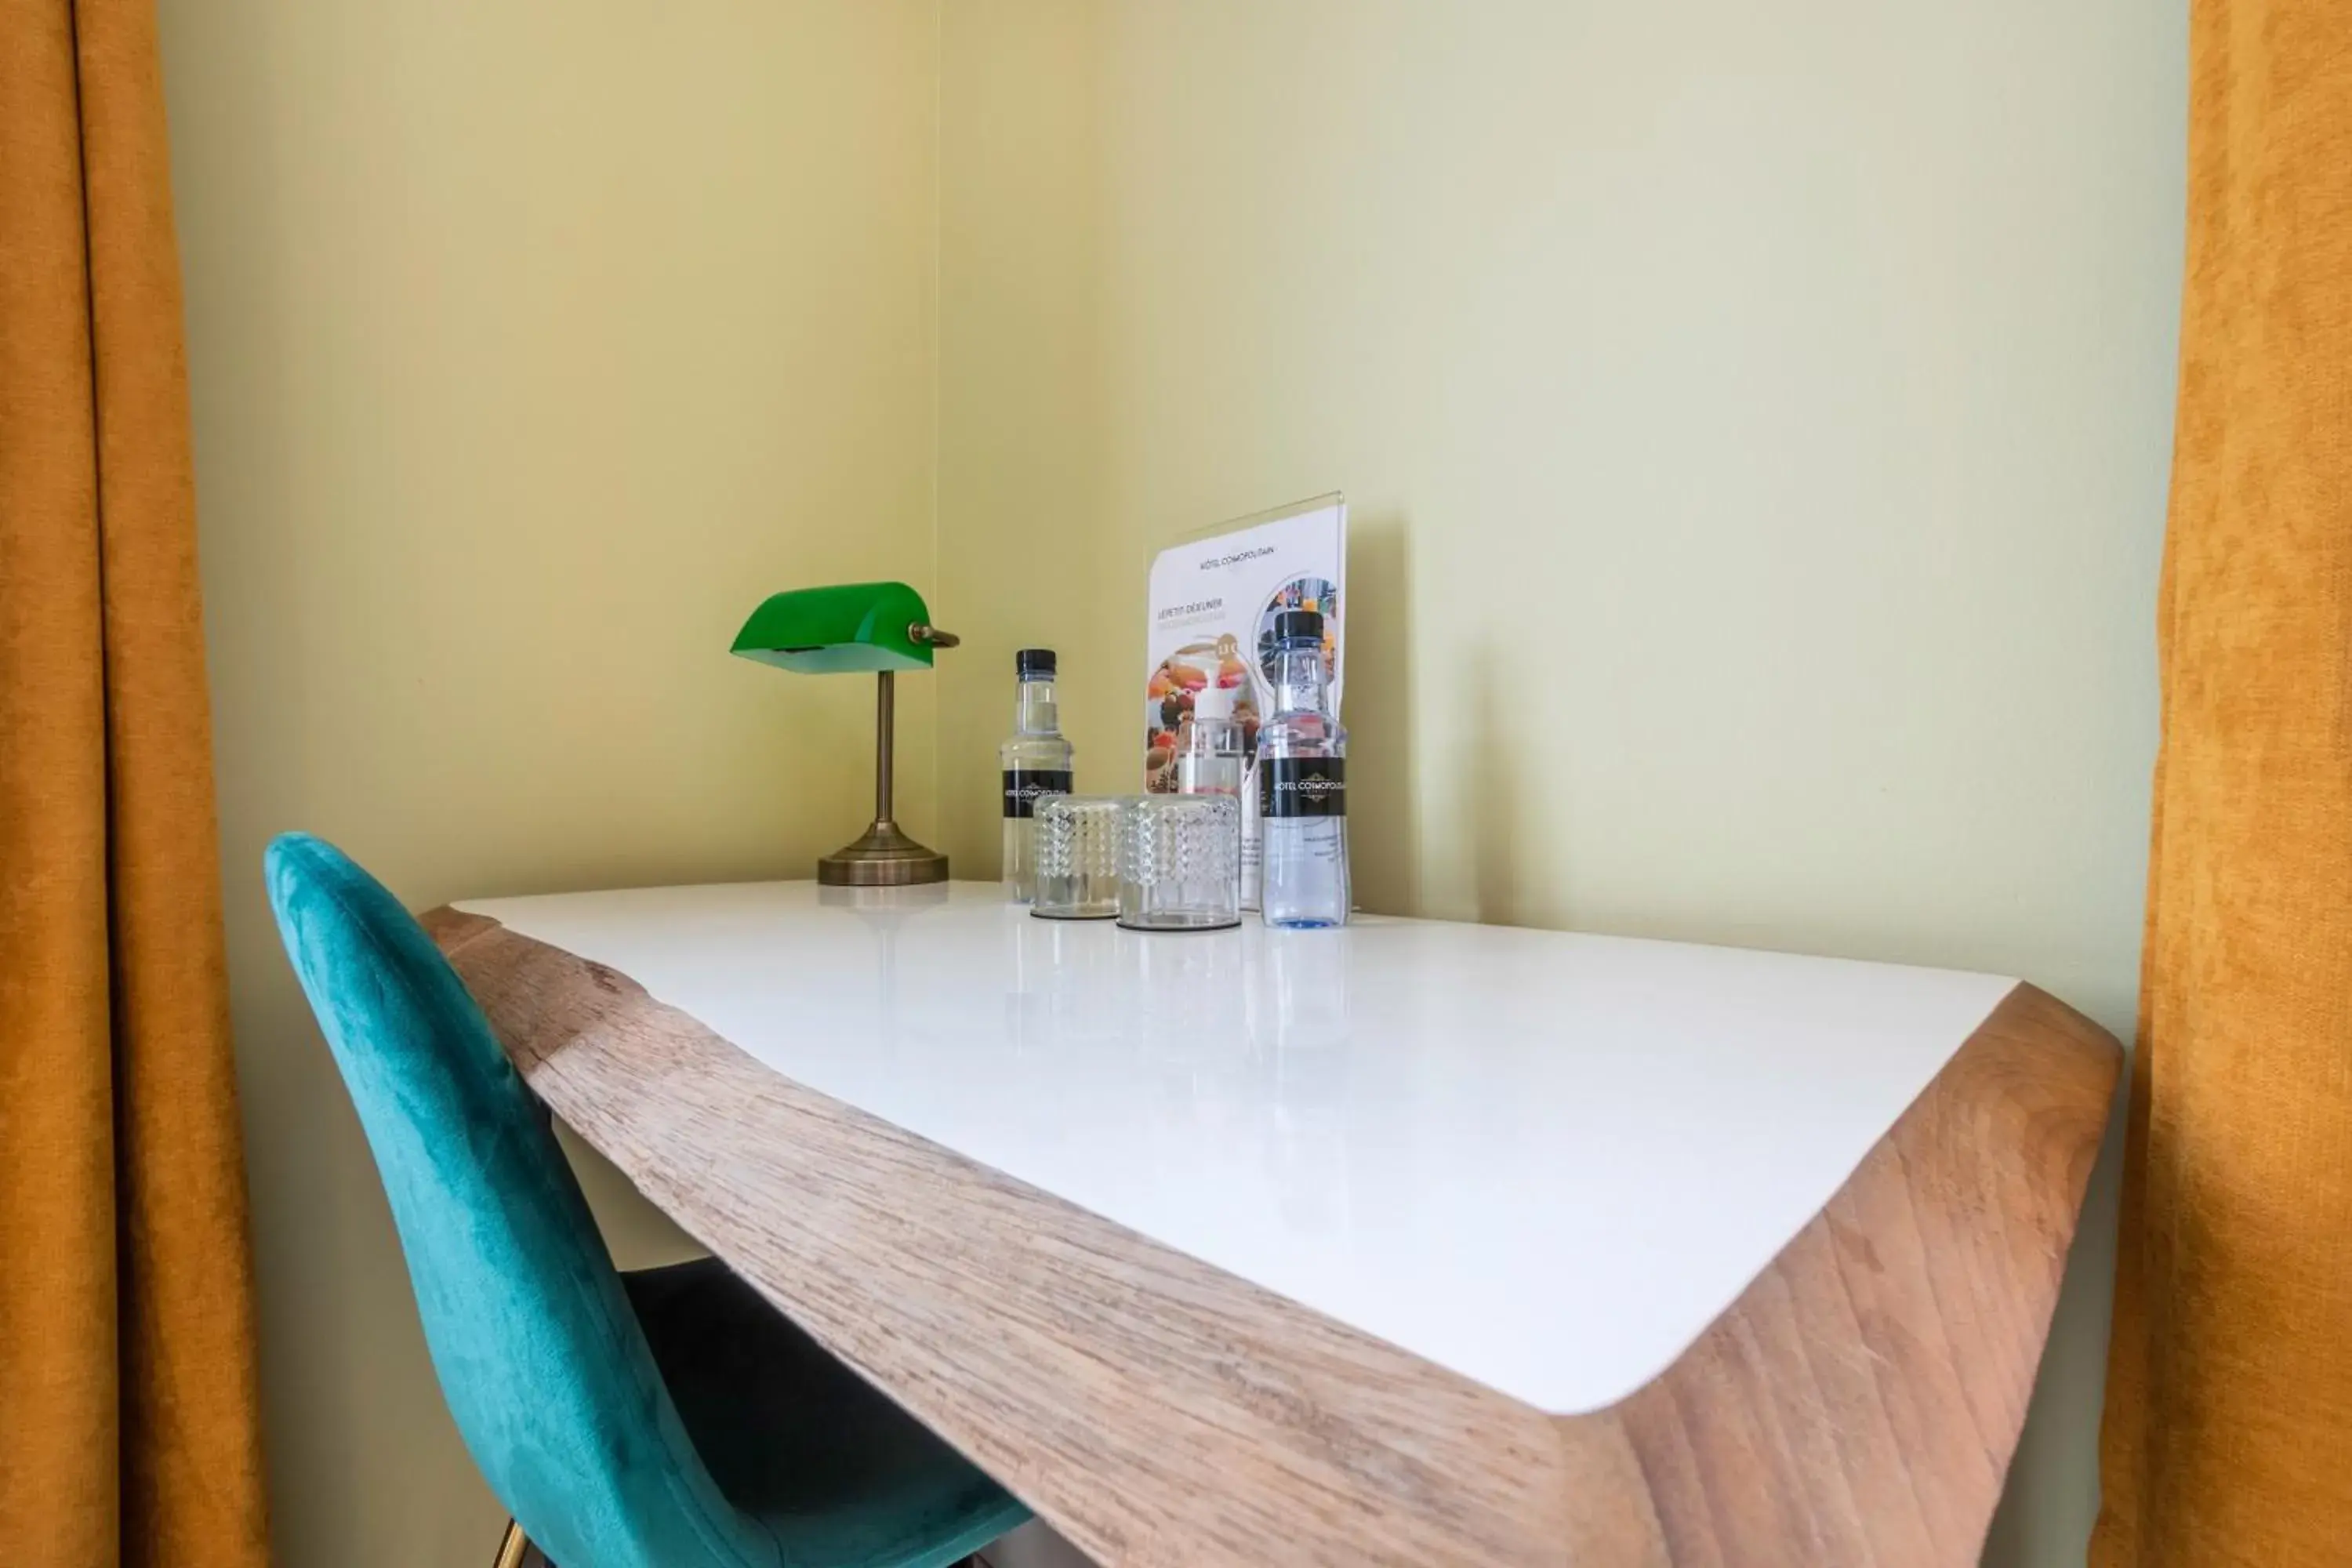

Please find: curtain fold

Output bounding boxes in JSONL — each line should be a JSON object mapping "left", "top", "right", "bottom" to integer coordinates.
{"left": 2096, "top": 2, "right": 2352, "bottom": 1563}
{"left": 0, "top": 1, "right": 270, "bottom": 1564}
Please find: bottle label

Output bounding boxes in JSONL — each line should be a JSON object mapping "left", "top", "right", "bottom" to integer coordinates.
{"left": 1002, "top": 769, "right": 1073, "bottom": 818}
{"left": 1261, "top": 757, "right": 1346, "bottom": 818}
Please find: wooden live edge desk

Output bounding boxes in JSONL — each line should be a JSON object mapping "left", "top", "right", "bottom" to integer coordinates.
{"left": 424, "top": 881, "right": 2118, "bottom": 1568}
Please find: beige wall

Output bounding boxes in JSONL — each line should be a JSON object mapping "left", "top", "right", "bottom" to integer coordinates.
{"left": 160, "top": 1, "right": 943, "bottom": 1560}
{"left": 938, "top": 3, "right": 2186, "bottom": 1563}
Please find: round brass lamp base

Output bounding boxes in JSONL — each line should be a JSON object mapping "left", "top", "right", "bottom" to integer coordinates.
{"left": 817, "top": 819, "right": 949, "bottom": 887}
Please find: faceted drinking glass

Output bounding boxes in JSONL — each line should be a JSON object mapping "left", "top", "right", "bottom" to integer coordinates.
{"left": 1031, "top": 793, "right": 1123, "bottom": 920}
{"left": 1117, "top": 793, "right": 1243, "bottom": 932}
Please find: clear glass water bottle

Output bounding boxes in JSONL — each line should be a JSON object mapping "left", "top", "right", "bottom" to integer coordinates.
{"left": 1174, "top": 681, "right": 1245, "bottom": 798}
{"left": 1000, "top": 648, "right": 1074, "bottom": 903}
{"left": 1175, "top": 681, "right": 1246, "bottom": 910}
{"left": 1257, "top": 609, "right": 1349, "bottom": 927}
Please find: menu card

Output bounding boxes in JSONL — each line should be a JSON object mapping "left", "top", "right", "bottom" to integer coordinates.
{"left": 1144, "top": 494, "right": 1346, "bottom": 906}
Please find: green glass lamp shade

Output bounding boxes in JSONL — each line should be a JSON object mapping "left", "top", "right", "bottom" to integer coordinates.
{"left": 731, "top": 580, "right": 956, "bottom": 887}
{"left": 731, "top": 581, "right": 938, "bottom": 674}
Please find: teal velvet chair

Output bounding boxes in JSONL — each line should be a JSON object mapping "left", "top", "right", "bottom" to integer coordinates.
{"left": 266, "top": 833, "right": 1029, "bottom": 1568}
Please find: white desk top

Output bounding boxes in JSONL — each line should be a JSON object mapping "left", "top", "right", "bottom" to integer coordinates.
{"left": 458, "top": 880, "right": 2014, "bottom": 1416}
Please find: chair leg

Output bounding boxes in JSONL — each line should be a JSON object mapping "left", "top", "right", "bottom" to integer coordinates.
{"left": 492, "top": 1519, "right": 531, "bottom": 1568}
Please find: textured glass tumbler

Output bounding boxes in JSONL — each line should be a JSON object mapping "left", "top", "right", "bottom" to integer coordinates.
{"left": 1031, "top": 794, "right": 1123, "bottom": 920}
{"left": 1118, "top": 793, "right": 1243, "bottom": 932}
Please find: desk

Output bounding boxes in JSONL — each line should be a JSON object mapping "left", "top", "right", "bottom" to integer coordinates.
{"left": 427, "top": 881, "right": 2116, "bottom": 1567}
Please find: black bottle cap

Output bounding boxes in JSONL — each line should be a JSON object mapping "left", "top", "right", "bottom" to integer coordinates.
{"left": 1272, "top": 609, "right": 1323, "bottom": 644}
{"left": 1015, "top": 648, "right": 1057, "bottom": 678}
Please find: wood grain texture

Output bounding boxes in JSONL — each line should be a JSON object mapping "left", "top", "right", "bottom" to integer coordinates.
{"left": 1612, "top": 985, "right": 2117, "bottom": 1566}
{"left": 426, "top": 907, "right": 2116, "bottom": 1567}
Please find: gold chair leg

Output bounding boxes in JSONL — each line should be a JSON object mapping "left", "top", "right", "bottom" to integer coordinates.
{"left": 491, "top": 1519, "right": 531, "bottom": 1568}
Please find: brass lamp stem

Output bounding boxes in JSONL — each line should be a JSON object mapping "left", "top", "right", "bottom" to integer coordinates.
{"left": 875, "top": 670, "right": 895, "bottom": 828}
{"left": 816, "top": 668, "right": 948, "bottom": 886}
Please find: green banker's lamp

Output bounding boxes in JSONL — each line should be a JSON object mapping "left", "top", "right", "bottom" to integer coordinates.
{"left": 731, "top": 580, "right": 958, "bottom": 887}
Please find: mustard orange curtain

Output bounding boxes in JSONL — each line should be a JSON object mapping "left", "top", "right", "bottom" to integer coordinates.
{"left": 0, "top": 1, "right": 269, "bottom": 1564}
{"left": 2096, "top": 2, "right": 2352, "bottom": 1563}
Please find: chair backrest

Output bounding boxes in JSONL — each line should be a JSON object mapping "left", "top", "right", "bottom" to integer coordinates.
{"left": 265, "top": 833, "right": 773, "bottom": 1568}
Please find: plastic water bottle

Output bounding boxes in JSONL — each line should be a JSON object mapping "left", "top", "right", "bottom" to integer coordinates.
{"left": 1256, "top": 610, "right": 1348, "bottom": 928}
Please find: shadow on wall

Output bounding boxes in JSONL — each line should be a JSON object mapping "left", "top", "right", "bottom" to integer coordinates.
{"left": 1343, "top": 511, "right": 1420, "bottom": 915}
{"left": 1316, "top": 509, "right": 1558, "bottom": 931}
{"left": 1470, "top": 630, "right": 1547, "bottom": 930}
